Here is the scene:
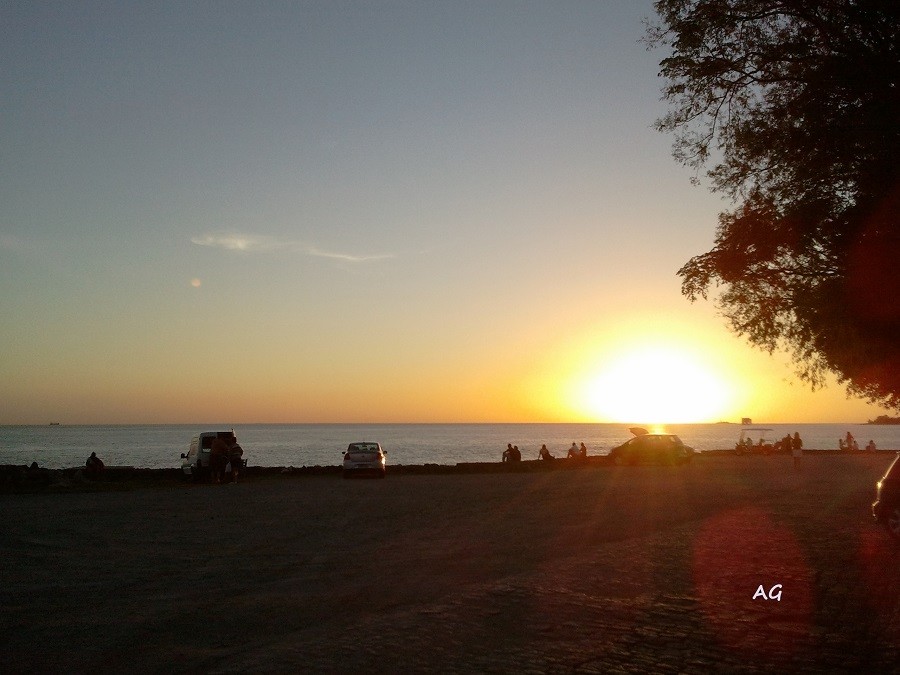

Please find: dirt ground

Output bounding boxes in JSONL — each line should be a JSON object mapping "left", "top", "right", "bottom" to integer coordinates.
{"left": 2, "top": 454, "right": 899, "bottom": 673}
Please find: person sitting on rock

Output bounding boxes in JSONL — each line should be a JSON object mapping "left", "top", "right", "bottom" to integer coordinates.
{"left": 27, "top": 461, "right": 50, "bottom": 484}
{"left": 539, "top": 444, "right": 554, "bottom": 460}
{"left": 85, "top": 452, "right": 105, "bottom": 479}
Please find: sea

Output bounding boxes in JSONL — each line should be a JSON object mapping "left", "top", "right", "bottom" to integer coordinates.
{"left": 2, "top": 423, "right": 900, "bottom": 470}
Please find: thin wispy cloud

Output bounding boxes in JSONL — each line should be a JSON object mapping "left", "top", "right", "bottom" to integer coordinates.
{"left": 191, "top": 232, "right": 393, "bottom": 263}
{"left": 303, "top": 246, "right": 393, "bottom": 263}
{"left": 190, "top": 233, "right": 282, "bottom": 252}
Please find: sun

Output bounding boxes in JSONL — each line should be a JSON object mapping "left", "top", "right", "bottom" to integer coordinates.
{"left": 571, "top": 343, "right": 734, "bottom": 423}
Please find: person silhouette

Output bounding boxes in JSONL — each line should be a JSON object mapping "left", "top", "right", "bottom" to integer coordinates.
{"left": 792, "top": 436, "right": 802, "bottom": 471}
{"left": 210, "top": 435, "right": 230, "bottom": 483}
{"left": 85, "top": 452, "right": 105, "bottom": 479}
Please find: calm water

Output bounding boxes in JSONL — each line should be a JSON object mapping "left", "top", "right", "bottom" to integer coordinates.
{"left": 2, "top": 423, "right": 900, "bottom": 470}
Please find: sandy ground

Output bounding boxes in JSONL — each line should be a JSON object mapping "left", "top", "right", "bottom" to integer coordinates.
{"left": 2, "top": 454, "right": 899, "bottom": 673}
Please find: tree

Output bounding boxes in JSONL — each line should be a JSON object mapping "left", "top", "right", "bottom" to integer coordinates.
{"left": 646, "top": 0, "right": 900, "bottom": 409}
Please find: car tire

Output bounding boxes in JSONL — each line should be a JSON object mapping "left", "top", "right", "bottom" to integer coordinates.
{"left": 887, "top": 506, "right": 900, "bottom": 540}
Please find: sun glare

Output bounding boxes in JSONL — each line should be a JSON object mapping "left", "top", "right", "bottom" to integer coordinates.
{"left": 573, "top": 344, "right": 734, "bottom": 424}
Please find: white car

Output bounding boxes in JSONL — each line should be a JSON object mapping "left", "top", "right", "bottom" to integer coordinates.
{"left": 342, "top": 442, "right": 386, "bottom": 478}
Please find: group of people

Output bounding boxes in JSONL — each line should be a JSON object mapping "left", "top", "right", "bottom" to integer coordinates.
{"left": 775, "top": 432, "right": 803, "bottom": 454}
{"left": 502, "top": 442, "right": 589, "bottom": 462}
{"left": 210, "top": 433, "right": 244, "bottom": 483}
{"left": 839, "top": 431, "right": 877, "bottom": 452}
{"left": 782, "top": 433, "right": 803, "bottom": 470}
{"left": 566, "top": 442, "right": 588, "bottom": 459}
{"left": 501, "top": 444, "right": 522, "bottom": 462}
{"left": 78, "top": 437, "right": 245, "bottom": 485}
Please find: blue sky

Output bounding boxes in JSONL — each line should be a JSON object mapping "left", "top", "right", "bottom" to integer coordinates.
{"left": 0, "top": 1, "right": 888, "bottom": 424}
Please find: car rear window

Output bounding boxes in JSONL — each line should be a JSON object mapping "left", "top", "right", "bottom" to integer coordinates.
{"left": 348, "top": 443, "right": 379, "bottom": 452}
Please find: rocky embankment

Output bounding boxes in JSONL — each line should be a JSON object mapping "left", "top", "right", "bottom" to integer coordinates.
{"left": 2, "top": 449, "right": 896, "bottom": 492}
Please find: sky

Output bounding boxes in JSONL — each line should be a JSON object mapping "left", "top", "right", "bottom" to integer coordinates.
{"left": 0, "top": 1, "right": 891, "bottom": 425}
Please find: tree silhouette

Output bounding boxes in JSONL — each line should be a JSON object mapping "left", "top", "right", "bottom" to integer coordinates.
{"left": 647, "top": 0, "right": 900, "bottom": 409}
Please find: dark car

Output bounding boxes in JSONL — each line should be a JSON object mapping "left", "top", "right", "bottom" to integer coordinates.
{"left": 609, "top": 429, "right": 694, "bottom": 466}
{"left": 872, "top": 453, "right": 900, "bottom": 540}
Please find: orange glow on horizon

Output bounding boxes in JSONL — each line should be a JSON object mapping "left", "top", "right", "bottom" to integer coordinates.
{"left": 523, "top": 320, "right": 741, "bottom": 425}
{"left": 572, "top": 344, "right": 734, "bottom": 424}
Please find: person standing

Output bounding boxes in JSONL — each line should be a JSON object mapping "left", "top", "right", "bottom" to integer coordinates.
{"left": 210, "top": 435, "right": 230, "bottom": 484}
{"left": 228, "top": 435, "right": 243, "bottom": 483}
{"left": 792, "top": 432, "right": 803, "bottom": 471}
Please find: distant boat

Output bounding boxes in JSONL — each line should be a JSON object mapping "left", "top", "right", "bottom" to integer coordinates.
{"left": 49, "top": 422, "right": 60, "bottom": 426}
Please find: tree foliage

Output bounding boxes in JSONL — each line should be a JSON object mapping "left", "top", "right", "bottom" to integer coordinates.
{"left": 647, "top": 0, "right": 900, "bottom": 409}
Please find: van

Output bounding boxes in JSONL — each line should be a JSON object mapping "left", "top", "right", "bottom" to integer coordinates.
{"left": 180, "top": 431, "right": 244, "bottom": 482}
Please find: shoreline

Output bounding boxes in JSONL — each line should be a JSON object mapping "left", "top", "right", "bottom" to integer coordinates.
{"left": 2, "top": 449, "right": 898, "bottom": 493}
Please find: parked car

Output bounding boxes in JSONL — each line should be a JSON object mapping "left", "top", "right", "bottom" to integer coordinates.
{"left": 872, "top": 453, "right": 900, "bottom": 540}
{"left": 342, "top": 442, "right": 386, "bottom": 478}
{"left": 180, "top": 431, "right": 245, "bottom": 482}
{"left": 609, "top": 428, "right": 694, "bottom": 466}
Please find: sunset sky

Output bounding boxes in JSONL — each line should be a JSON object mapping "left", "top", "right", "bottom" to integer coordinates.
{"left": 1, "top": 1, "right": 890, "bottom": 425}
